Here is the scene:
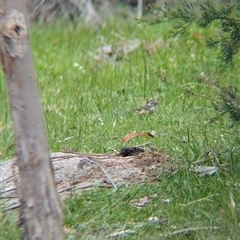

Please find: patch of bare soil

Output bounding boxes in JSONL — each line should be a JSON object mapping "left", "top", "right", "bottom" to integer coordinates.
{"left": 0, "top": 150, "right": 174, "bottom": 210}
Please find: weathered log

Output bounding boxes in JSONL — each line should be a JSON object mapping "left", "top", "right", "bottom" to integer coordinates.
{"left": 1, "top": 152, "right": 169, "bottom": 210}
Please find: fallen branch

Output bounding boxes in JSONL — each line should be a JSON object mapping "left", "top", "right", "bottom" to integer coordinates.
{"left": 81, "top": 157, "right": 117, "bottom": 189}
{"left": 160, "top": 226, "right": 220, "bottom": 238}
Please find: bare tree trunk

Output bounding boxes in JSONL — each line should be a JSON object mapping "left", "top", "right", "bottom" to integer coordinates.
{"left": 0, "top": 1, "right": 63, "bottom": 239}
{"left": 138, "top": 0, "right": 143, "bottom": 18}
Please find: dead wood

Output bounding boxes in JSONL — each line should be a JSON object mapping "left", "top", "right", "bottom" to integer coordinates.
{"left": 0, "top": 151, "right": 171, "bottom": 210}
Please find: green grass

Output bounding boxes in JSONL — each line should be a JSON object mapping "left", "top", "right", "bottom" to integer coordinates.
{"left": 1, "top": 14, "right": 240, "bottom": 239}
{"left": 64, "top": 173, "right": 240, "bottom": 239}
{"left": 0, "top": 211, "right": 20, "bottom": 240}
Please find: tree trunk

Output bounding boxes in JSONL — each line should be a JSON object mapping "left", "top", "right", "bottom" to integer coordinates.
{"left": 138, "top": 0, "right": 143, "bottom": 18}
{"left": 0, "top": 1, "right": 63, "bottom": 239}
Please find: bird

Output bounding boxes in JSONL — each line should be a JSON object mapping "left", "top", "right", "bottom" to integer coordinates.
{"left": 134, "top": 99, "right": 158, "bottom": 115}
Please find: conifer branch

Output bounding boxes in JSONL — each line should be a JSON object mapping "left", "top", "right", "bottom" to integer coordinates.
{"left": 142, "top": 0, "right": 240, "bottom": 68}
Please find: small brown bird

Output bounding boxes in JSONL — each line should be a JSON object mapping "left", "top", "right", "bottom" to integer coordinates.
{"left": 134, "top": 99, "right": 158, "bottom": 115}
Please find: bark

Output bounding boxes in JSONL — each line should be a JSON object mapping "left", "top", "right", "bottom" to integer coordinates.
{"left": 0, "top": 1, "right": 63, "bottom": 239}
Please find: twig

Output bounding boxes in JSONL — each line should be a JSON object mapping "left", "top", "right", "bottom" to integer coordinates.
{"left": 155, "top": 72, "right": 213, "bottom": 101}
{"left": 3, "top": 203, "right": 21, "bottom": 211}
{"left": 180, "top": 195, "right": 216, "bottom": 208}
{"left": 0, "top": 175, "right": 16, "bottom": 184}
{"left": 160, "top": 226, "right": 220, "bottom": 237}
{"left": 107, "top": 147, "right": 119, "bottom": 153}
{"left": 81, "top": 157, "right": 117, "bottom": 189}
{"left": 0, "top": 187, "right": 17, "bottom": 194}
{"left": 136, "top": 142, "right": 154, "bottom": 148}
{"left": 0, "top": 196, "right": 18, "bottom": 199}
{"left": 51, "top": 154, "right": 79, "bottom": 161}
{"left": 58, "top": 183, "right": 113, "bottom": 194}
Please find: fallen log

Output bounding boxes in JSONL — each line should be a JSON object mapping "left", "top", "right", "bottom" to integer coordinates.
{"left": 0, "top": 151, "right": 169, "bottom": 210}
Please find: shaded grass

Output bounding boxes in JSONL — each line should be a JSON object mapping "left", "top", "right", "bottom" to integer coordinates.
{"left": 1, "top": 15, "right": 240, "bottom": 239}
